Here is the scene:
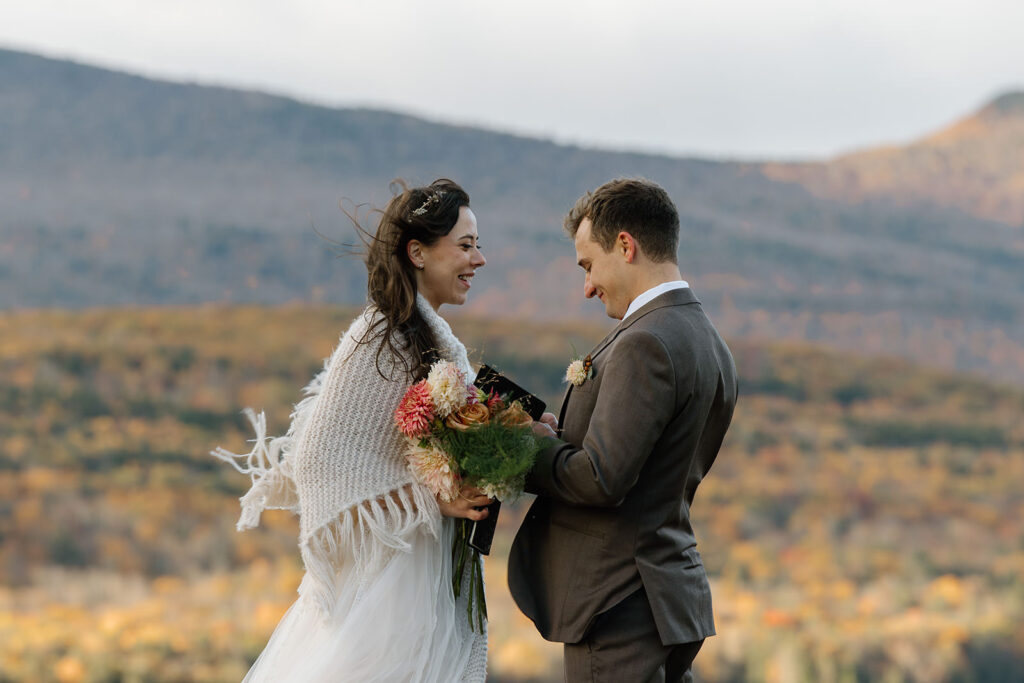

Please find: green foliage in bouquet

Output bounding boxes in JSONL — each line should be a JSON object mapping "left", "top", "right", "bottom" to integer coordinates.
{"left": 439, "top": 418, "right": 540, "bottom": 499}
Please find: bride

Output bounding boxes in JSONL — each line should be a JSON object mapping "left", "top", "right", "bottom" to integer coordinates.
{"left": 213, "top": 179, "right": 491, "bottom": 681}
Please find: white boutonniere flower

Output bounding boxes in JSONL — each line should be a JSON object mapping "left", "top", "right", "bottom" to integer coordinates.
{"left": 565, "top": 354, "right": 594, "bottom": 387}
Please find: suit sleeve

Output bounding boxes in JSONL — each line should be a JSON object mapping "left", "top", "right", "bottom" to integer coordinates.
{"left": 527, "top": 329, "right": 680, "bottom": 507}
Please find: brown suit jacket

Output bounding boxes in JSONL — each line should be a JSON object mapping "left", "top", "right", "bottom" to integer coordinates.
{"left": 507, "top": 287, "right": 737, "bottom": 645}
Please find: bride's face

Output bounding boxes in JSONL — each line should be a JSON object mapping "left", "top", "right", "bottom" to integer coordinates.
{"left": 412, "top": 206, "right": 486, "bottom": 310}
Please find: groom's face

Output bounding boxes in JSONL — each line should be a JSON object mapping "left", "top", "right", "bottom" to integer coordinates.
{"left": 574, "top": 218, "right": 631, "bottom": 320}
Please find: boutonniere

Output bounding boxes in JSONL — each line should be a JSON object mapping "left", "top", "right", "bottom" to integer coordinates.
{"left": 565, "top": 354, "right": 594, "bottom": 387}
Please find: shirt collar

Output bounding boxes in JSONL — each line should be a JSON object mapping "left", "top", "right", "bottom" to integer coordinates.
{"left": 622, "top": 280, "right": 690, "bottom": 322}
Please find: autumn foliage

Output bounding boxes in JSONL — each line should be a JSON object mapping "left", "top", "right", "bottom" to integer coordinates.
{"left": 0, "top": 306, "right": 1021, "bottom": 682}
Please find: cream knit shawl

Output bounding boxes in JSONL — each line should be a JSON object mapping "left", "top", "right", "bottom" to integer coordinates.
{"left": 213, "top": 294, "right": 474, "bottom": 615}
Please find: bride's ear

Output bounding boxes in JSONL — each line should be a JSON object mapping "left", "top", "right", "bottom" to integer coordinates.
{"left": 407, "top": 240, "right": 425, "bottom": 270}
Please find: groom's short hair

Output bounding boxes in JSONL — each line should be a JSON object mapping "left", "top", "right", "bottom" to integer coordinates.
{"left": 564, "top": 178, "right": 679, "bottom": 263}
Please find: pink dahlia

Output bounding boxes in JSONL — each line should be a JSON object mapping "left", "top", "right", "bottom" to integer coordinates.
{"left": 395, "top": 380, "right": 435, "bottom": 438}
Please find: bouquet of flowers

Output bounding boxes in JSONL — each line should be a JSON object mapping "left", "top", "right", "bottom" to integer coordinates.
{"left": 394, "top": 359, "right": 542, "bottom": 631}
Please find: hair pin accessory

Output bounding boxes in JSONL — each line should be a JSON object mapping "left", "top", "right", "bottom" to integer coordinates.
{"left": 412, "top": 190, "right": 447, "bottom": 216}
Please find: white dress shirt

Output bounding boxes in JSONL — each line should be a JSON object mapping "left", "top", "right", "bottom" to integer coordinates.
{"left": 622, "top": 280, "right": 690, "bottom": 322}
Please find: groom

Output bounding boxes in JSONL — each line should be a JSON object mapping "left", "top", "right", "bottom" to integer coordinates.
{"left": 509, "top": 178, "right": 738, "bottom": 682}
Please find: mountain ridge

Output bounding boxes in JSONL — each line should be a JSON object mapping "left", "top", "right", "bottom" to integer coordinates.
{"left": 763, "top": 88, "right": 1024, "bottom": 226}
{"left": 2, "top": 47, "right": 1023, "bottom": 384}
{"left": 979, "top": 91, "right": 1024, "bottom": 117}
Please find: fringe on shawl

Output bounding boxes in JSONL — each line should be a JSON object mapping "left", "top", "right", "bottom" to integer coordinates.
{"left": 300, "top": 482, "right": 443, "bottom": 618}
{"left": 211, "top": 361, "right": 329, "bottom": 530}
{"left": 213, "top": 305, "right": 451, "bottom": 618}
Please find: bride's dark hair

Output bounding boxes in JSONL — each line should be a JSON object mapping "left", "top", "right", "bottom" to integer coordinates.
{"left": 354, "top": 178, "right": 471, "bottom": 380}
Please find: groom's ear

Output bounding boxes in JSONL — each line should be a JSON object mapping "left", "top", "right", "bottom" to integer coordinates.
{"left": 617, "top": 231, "right": 638, "bottom": 264}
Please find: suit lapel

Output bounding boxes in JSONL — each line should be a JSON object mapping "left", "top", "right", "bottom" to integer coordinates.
{"left": 555, "top": 322, "right": 618, "bottom": 427}
{"left": 556, "top": 288, "right": 700, "bottom": 431}
{"left": 555, "top": 384, "right": 572, "bottom": 433}
{"left": 590, "top": 287, "right": 700, "bottom": 362}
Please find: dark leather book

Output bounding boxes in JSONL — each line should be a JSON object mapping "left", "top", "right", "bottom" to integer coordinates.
{"left": 467, "top": 365, "right": 546, "bottom": 554}
{"left": 473, "top": 364, "right": 547, "bottom": 421}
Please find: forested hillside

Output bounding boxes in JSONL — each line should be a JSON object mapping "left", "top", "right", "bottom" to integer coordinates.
{"left": 1, "top": 306, "right": 1021, "bottom": 681}
{"left": 3, "top": 47, "right": 1023, "bottom": 383}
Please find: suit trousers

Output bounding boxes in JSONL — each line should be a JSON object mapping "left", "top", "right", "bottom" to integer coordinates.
{"left": 562, "top": 586, "right": 704, "bottom": 683}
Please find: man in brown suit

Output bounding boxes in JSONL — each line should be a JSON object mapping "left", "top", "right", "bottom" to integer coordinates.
{"left": 508, "top": 178, "right": 738, "bottom": 682}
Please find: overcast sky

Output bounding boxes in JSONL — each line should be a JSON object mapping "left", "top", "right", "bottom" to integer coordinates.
{"left": 3, "top": 0, "right": 1022, "bottom": 159}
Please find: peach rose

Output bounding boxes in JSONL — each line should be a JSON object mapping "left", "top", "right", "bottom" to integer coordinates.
{"left": 498, "top": 401, "right": 533, "bottom": 427}
{"left": 444, "top": 401, "right": 491, "bottom": 431}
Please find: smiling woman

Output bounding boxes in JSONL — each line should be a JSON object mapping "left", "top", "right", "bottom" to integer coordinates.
{"left": 360, "top": 178, "right": 485, "bottom": 379}
{"left": 212, "top": 178, "right": 492, "bottom": 681}
{"left": 409, "top": 203, "right": 485, "bottom": 310}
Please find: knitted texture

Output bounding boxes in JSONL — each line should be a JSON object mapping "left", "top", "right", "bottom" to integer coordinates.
{"left": 214, "top": 294, "right": 486, "bottom": 681}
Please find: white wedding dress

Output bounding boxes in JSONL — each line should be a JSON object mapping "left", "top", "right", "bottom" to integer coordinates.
{"left": 214, "top": 297, "right": 487, "bottom": 682}
{"left": 243, "top": 518, "right": 480, "bottom": 682}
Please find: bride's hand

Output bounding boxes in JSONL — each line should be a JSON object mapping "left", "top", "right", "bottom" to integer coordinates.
{"left": 438, "top": 486, "right": 493, "bottom": 521}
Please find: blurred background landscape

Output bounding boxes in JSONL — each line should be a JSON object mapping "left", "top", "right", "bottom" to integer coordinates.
{"left": 2, "top": 15, "right": 1024, "bottom": 682}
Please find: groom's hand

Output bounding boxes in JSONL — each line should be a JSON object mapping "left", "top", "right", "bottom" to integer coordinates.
{"left": 533, "top": 412, "right": 559, "bottom": 437}
{"left": 532, "top": 417, "right": 557, "bottom": 439}
{"left": 438, "top": 486, "right": 493, "bottom": 521}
